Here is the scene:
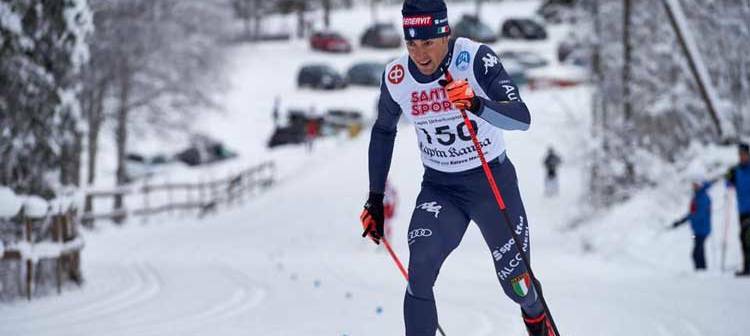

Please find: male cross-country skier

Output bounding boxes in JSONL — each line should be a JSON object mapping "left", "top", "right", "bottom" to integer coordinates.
{"left": 359, "top": 1, "right": 555, "bottom": 335}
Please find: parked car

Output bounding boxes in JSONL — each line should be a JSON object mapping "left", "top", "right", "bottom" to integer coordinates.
{"left": 346, "top": 62, "right": 385, "bottom": 87}
{"left": 561, "top": 49, "right": 589, "bottom": 68}
{"left": 361, "top": 23, "right": 401, "bottom": 49}
{"left": 297, "top": 64, "right": 347, "bottom": 90}
{"left": 500, "top": 18, "right": 547, "bottom": 40}
{"left": 268, "top": 126, "right": 306, "bottom": 148}
{"left": 124, "top": 152, "right": 175, "bottom": 181}
{"left": 176, "top": 135, "right": 237, "bottom": 167}
{"left": 452, "top": 15, "right": 497, "bottom": 44}
{"left": 498, "top": 50, "right": 548, "bottom": 69}
{"left": 557, "top": 37, "right": 581, "bottom": 62}
{"left": 324, "top": 109, "right": 363, "bottom": 130}
{"left": 537, "top": 0, "right": 576, "bottom": 24}
{"left": 310, "top": 31, "right": 352, "bottom": 53}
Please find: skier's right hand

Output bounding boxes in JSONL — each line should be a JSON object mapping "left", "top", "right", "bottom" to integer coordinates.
{"left": 360, "top": 192, "right": 385, "bottom": 244}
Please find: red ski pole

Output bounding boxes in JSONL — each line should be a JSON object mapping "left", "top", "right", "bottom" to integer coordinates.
{"left": 381, "top": 237, "right": 447, "bottom": 336}
{"left": 443, "top": 70, "right": 561, "bottom": 335}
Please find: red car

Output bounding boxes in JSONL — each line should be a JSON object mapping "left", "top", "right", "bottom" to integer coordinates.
{"left": 310, "top": 31, "right": 352, "bottom": 53}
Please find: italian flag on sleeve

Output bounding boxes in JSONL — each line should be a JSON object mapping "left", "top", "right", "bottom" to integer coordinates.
{"left": 511, "top": 273, "right": 531, "bottom": 297}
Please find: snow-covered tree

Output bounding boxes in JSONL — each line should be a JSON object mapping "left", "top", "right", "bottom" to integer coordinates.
{"left": 578, "top": 0, "right": 750, "bottom": 206}
{"left": 80, "top": 0, "right": 230, "bottom": 187}
{"left": 0, "top": 0, "right": 92, "bottom": 198}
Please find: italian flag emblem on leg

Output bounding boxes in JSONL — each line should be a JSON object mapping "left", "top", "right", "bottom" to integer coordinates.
{"left": 511, "top": 273, "right": 531, "bottom": 297}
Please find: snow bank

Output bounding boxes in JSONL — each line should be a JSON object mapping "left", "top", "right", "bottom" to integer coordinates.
{"left": 575, "top": 142, "right": 740, "bottom": 273}
{"left": 0, "top": 187, "right": 23, "bottom": 218}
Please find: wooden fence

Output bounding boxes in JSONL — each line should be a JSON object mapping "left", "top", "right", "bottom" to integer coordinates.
{"left": 81, "top": 161, "right": 275, "bottom": 227}
{"left": 1, "top": 208, "right": 83, "bottom": 301}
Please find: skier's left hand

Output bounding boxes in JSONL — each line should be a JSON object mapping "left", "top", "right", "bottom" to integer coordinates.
{"left": 360, "top": 192, "right": 385, "bottom": 244}
{"left": 443, "top": 79, "right": 480, "bottom": 112}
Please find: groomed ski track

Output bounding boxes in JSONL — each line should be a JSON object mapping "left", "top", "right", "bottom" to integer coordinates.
{"left": 2, "top": 1, "right": 749, "bottom": 335}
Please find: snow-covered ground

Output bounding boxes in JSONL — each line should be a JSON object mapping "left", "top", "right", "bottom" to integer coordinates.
{"left": 3, "top": 1, "right": 750, "bottom": 335}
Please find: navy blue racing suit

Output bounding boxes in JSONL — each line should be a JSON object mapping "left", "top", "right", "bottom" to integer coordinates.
{"left": 368, "top": 39, "right": 543, "bottom": 335}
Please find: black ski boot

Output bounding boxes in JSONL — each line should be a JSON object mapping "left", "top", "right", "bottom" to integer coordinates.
{"left": 523, "top": 311, "right": 556, "bottom": 336}
{"left": 736, "top": 264, "right": 750, "bottom": 277}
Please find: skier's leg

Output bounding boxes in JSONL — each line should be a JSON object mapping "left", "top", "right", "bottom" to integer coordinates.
{"left": 742, "top": 216, "right": 750, "bottom": 272}
{"left": 740, "top": 215, "right": 750, "bottom": 273}
{"left": 470, "top": 159, "right": 544, "bottom": 317}
{"left": 405, "top": 185, "right": 470, "bottom": 336}
{"left": 693, "top": 235, "right": 707, "bottom": 270}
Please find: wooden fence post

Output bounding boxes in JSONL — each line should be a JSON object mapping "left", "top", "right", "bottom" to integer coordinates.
{"left": 54, "top": 214, "right": 62, "bottom": 295}
{"left": 24, "top": 215, "right": 32, "bottom": 301}
{"left": 113, "top": 191, "right": 125, "bottom": 224}
{"left": 82, "top": 193, "right": 94, "bottom": 228}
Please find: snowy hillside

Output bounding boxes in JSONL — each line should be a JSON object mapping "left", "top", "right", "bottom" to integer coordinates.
{"left": 2, "top": 1, "right": 750, "bottom": 336}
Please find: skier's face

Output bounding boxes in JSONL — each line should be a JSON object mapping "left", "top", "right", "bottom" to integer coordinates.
{"left": 406, "top": 37, "right": 450, "bottom": 75}
{"left": 740, "top": 150, "right": 749, "bottom": 164}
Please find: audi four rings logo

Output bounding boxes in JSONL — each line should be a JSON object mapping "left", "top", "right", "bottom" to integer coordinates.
{"left": 408, "top": 228, "right": 433, "bottom": 245}
{"left": 388, "top": 64, "right": 405, "bottom": 84}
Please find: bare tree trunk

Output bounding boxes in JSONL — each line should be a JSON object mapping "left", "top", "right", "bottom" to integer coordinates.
{"left": 323, "top": 0, "right": 331, "bottom": 29}
{"left": 297, "top": 3, "right": 305, "bottom": 38}
{"left": 86, "top": 83, "right": 105, "bottom": 185}
{"left": 253, "top": 0, "right": 261, "bottom": 39}
{"left": 115, "top": 76, "right": 130, "bottom": 187}
{"left": 114, "top": 69, "right": 131, "bottom": 223}
{"left": 623, "top": 0, "right": 632, "bottom": 121}
{"left": 370, "top": 0, "right": 378, "bottom": 23}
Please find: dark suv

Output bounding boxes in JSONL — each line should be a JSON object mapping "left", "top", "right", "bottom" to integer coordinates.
{"left": 360, "top": 23, "right": 401, "bottom": 49}
{"left": 297, "top": 64, "right": 347, "bottom": 90}
{"left": 346, "top": 62, "right": 385, "bottom": 87}
{"left": 452, "top": 15, "right": 497, "bottom": 44}
{"left": 500, "top": 18, "right": 547, "bottom": 40}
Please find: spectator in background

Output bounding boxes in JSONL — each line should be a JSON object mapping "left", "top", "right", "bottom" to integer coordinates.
{"left": 725, "top": 142, "right": 750, "bottom": 276}
{"left": 305, "top": 118, "right": 318, "bottom": 153}
{"left": 672, "top": 176, "right": 714, "bottom": 271}
{"left": 543, "top": 147, "right": 562, "bottom": 197}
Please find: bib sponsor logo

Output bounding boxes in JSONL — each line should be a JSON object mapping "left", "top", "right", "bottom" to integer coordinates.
{"left": 388, "top": 64, "right": 405, "bottom": 84}
{"left": 455, "top": 51, "right": 470, "bottom": 71}
{"left": 497, "top": 252, "right": 524, "bottom": 281}
{"left": 482, "top": 53, "right": 498, "bottom": 75}
{"left": 408, "top": 228, "right": 433, "bottom": 245}
{"left": 492, "top": 237, "right": 516, "bottom": 262}
{"left": 410, "top": 88, "right": 453, "bottom": 116}
{"left": 403, "top": 16, "right": 432, "bottom": 27}
{"left": 416, "top": 201, "right": 442, "bottom": 218}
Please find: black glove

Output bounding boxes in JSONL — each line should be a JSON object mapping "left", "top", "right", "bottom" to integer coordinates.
{"left": 360, "top": 192, "right": 384, "bottom": 244}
